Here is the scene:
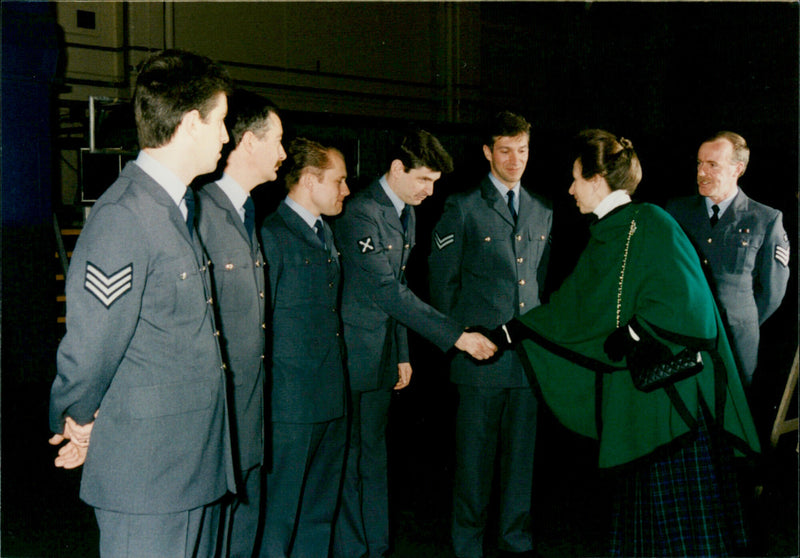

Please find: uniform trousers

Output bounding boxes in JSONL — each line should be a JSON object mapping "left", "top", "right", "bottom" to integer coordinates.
{"left": 452, "top": 385, "right": 537, "bottom": 558}
{"left": 334, "top": 388, "right": 393, "bottom": 558}
{"left": 224, "top": 464, "right": 264, "bottom": 557}
{"left": 261, "top": 417, "right": 347, "bottom": 558}
{"left": 94, "top": 500, "right": 223, "bottom": 558}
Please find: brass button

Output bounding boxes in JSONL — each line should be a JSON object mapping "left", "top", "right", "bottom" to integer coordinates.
{"left": 540, "top": 235, "right": 546, "bottom": 240}
{"left": 255, "top": 260, "right": 261, "bottom": 267}
{"left": 261, "top": 323, "right": 266, "bottom": 329}
{"left": 707, "top": 238, "right": 713, "bottom": 244}
{"left": 484, "top": 237, "right": 491, "bottom": 242}
{"left": 180, "top": 272, "right": 187, "bottom": 280}
{"left": 387, "top": 244, "right": 393, "bottom": 250}
{"left": 516, "top": 235, "right": 522, "bottom": 241}
{"left": 207, "top": 297, "right": 214, "bottom": 304}
{"left": 519, "top": 279, "right": 526, "bottom": 286}
{"left": 213, "top": 330, "right": 220, "bottom": 337}
{"left": 225, "top": 263, "right": 234, "bottom": 270}
{"left": 519, "top": 302, "right": 526, "bottom": 308}
{"left": 259, "top": 292, "right": 265, "bottom": 298}
{"left": 517, "top": 257, "right": 524, "bottom": 264}
{"left": 404, "top": 243, "right": 410, "bottom": 249}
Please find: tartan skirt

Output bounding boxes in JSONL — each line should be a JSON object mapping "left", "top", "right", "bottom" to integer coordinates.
{"left": 609, "top": 411, "right": 748, "bottom": 557}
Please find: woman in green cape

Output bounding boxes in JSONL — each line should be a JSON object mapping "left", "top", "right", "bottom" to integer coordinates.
{"left": 492, "top": 129, "right": 759, "bottom": 556}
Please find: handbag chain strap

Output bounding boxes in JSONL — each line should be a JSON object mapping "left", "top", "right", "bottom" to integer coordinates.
{"left": 616, "top": 217, "right": 638, "bottom": 328}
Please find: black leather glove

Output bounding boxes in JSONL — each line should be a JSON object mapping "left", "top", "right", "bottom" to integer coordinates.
{"left": 604, "top": 318, "right": 673, "bottom": 366}
{"left": 603, "top": 325, "right": 636, "bottom": 361}
{"left": 625, "top": 322, "right": 672, "bottom": 372}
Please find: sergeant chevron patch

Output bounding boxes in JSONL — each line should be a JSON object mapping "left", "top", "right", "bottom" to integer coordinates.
{"left": 84, "top": 262, "right": 133, "bottom": 308}
{"left": 775, "top": 245, "right": 790, "bottom": 267}
{"left": 434, "top": 231, "right": 455, "bottom": 250}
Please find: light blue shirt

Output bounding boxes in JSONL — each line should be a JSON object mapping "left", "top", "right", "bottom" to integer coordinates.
{"left": 135, "top": 151, "right": 190, "bottom": 219}
{"left": 216, "top": 173, "right": 249, "bottom": 223}
{"left": 379, "top": 175, "right": 406, "bottom": 217}
{"left": 284, "top": 196, "right": 320, "bottom": 231}
{"left": 488, "top": 172, "right": 520, "bottom": 214}
{"left": 705, "top": 188, "right": 738, "bottom": 219}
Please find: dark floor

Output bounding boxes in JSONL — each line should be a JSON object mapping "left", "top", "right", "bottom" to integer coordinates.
{"left": 2, "top": 371, "right": 798, "bottom": 558}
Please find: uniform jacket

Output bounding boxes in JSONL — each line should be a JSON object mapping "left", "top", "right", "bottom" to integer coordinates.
{"left": 50, "top": 161, "right": 236, "bottom": 514}
{"left": 666, "top": 189, "right": 790, "bottom": 378}
{"left": 261, "top": 201, "right": 346, "bottom": 423}
{"left": 197, "top": 182, "right": 266, "bottom": 472}
{"left": 429, "top": 177, "right": 552, "bottom": 387}
{"left": 517, "top": 203, "right": 759, "bottom": 468}
{"left": 334, "top": 179, "right": 463, "bottom": 392}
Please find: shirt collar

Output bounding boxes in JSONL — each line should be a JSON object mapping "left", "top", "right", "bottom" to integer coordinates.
{"left": 284, "top": 196, "right": 319, "bottom": 230}
{"left": 379, "top": 175, "right": 406, "bottom": 217}
{"left": 488, "top": 172, "right": 520, "bottom": 198}
{"left": 593, "top": 189, "right": 632, "bottom": 219}
{"left": 134, "top": 150, "right": 187, "bottom": 208}
{"left": 216, "top": 173, "right": 250, "bottom": 222}
{"left": 704, "top": 188, "right": 738, "bottom": 218}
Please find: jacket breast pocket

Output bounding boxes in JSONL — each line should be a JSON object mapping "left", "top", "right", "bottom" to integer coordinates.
{"left": 464, "top": 227, "right": 511, "bottom": 279}
{"left": 724, "top": 230, "right": 763, "bottom": 275}
{"left": 142, "top": 254, "right": 208, "bottom": 326}
{"left": 211, "top": 248, "right": 255, "bottom": 312}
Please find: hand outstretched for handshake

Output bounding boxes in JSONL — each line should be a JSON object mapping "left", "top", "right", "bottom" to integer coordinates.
{"left": 465, "top": 319, "right": 532, "bottom": 354}
{"left": 454, "top": 331, "right": 498, "bottom": 360}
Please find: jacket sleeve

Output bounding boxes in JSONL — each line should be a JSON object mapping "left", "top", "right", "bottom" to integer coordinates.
{"left": 50, "top": 204, "right": 147, "bottom": 431}
{"left": 336, "top": 202, "right": 463, "bottom": 352}
{"left": 428, "top": 195, "right": 465, "bottom": 316}
{"left": 754, "top": 209, "right": 790, "bottom": 324}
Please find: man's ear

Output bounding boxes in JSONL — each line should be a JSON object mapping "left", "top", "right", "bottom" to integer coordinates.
{"left": 389, "top": 159, "right": 405, "bottom": 177}
{"left": 239, "top": 130, "right": 256, "bottom": 152}
{"left": 179, "top": 109, "right": 202, "bottom": 138}
{"left": 482, "top": 144, "right": 493, "bottom": 162}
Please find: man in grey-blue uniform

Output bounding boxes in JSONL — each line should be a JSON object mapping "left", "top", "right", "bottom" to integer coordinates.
{"left": 429, "top": 112, "right": 551, "bottom": 558}
{"left": 197, "top": 89, "right": 286, "bottom": 557}
{"left": 333, "top": 130, "right": 497, "bottom": 558}
{"left": 260, "top": 138, "right": 350, "bottom": 558}
{"left": 666, "top": 131, "right": 790, "bottom": 386}
{"left": 48, "top": 50, "right": 236, "bottom": 557}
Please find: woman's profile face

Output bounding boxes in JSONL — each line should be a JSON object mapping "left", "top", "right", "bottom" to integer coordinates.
{"left": 568, "top": 159, "right": 603, "bottom": 214}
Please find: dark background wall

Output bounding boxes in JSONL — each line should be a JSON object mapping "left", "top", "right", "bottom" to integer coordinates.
{"left": 2, "top": 2, "right": 797, "bottom": 556}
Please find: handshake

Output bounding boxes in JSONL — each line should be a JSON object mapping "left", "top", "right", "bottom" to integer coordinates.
{"left": 456, "top": 319, "right": 531, "bottom": 361}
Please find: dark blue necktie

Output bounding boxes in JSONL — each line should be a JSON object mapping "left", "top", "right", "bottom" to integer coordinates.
{"left": 710, "top": 204, "right": 720, "bottom": 227}
{"left": 400, "top": 205, "right": 409, "bottom": 233}
{"left": 243, "top": 197, "right": 255, "bottom": 240}
{"left": 507, "top": 190, "right": 517, "bottom": 222}
{"left": 314, "top": 219, "right": 326, "bottom": 249}
{"left": 184, "top": 188, "right": 195, "bottom": 237}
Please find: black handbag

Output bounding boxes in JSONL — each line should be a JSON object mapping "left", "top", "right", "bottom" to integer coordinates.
{"left": 616, "top": 216, "right": 704, "bottom": 393}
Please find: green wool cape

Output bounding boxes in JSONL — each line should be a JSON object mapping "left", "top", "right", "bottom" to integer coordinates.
{"left": 518, "top": 202, "right": 759, "bottom": 469}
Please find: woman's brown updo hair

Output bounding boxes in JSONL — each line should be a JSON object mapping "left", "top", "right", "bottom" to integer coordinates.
{"left": 572, "top": 129, "right": 642, "bottom": 194}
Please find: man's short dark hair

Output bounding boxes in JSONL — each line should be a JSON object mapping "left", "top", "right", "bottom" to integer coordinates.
{"left": 284, "top": 137, "right": 343, "bottom": 190}
{"left": 389, "top": 129, "right": 453, "bottom": 174}
{"left": 483, "top": 111, "right": 531, "bottom": 150}
{"left": 226, "top": 89, "right": 280, "bottom": 147}
{"left": 134, "top": 49, "right": 233, "bottom": 149}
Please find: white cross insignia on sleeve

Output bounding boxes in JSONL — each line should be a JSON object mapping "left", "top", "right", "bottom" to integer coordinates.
{"left": 84, "top": 262, "right": 133, "bottom": 308}
{"left": 358, "top": 237, "right": 375, "bottom": 253}
{"left": 434, "top": 231, "right": 455, "bottom": 250}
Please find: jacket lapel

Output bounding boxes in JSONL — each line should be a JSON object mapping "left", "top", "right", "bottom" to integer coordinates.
{"left": 480, "top": 177, "right": 515, "bottom": 228}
